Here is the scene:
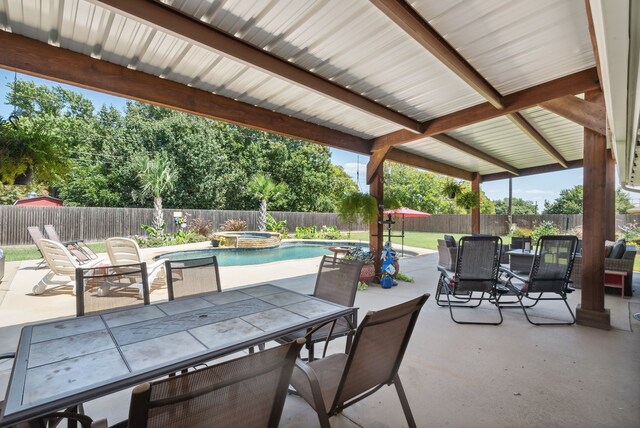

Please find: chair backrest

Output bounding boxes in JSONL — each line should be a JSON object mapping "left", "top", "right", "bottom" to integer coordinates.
{"left": 331, "top": 294, "right": 429, "bottom": 412}
{"left": 126, "top": 338, "right": 305, "bottom": 428}
{"left": 511, "top": 236, "right": 532, "bottom": 250}
{"left": 165, "top": 257, "right": 221, "bottom": 300}
{"left": 75, "top": 262, "right": 150, "bottom": 316}
{"left": 43, "top": 225, "right": 62, "bottom": 243}
{"left": 528, "top": 235, "right": 578, "bottom": 293}
{"left": 27, "top": 227, "right": 45, "bottom": 251}
{"left": 454, "top": 236, "right": 502, "bottom": 293}
{"left": 106, "top": 237, "right": 144, "bottom": 265}
{"left": 312, "top": 256, "right": 363, "bottom": 307}
{"left": 39, "top": 239, "right": 80, "bottom": 276}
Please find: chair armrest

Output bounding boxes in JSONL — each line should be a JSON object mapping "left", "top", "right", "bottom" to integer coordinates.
{"left": 499, "top": 266, "right": 528, "bottom": 283}
{"left": 293, "top": 359, "right": 328, "bottom": 414}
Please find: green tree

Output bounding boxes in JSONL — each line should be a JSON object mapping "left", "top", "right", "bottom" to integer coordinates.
{"left": 494, "top": 198, "right": 537, "bottom": 215}
{"left": 135, "top": 154, "right": 177, "bottom": 230}
{"left": 248, "top": 173, "right": 288, "bottom": 231}
{"left": 543, "top": 185, "right": 583, "bottom": 214}
{"left": 616, "top": 189, "right": 634, "bottom": 214}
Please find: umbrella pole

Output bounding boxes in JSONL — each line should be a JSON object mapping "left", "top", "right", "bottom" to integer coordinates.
{"left": 401, "top": 216, "right": 405, "bottom": 257}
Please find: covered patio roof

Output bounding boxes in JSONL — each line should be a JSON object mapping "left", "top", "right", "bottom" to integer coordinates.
{"left": 0, "top": 0, "right": 622, "bottom": 183}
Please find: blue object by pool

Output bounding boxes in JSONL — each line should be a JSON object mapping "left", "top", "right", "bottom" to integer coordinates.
{"left": 155, "top": 242, "right": 369, "bottom": 267}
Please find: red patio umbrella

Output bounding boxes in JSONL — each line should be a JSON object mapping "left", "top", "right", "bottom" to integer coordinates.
{"left": 382, "top": 207, "right": 431, "bottom": 255}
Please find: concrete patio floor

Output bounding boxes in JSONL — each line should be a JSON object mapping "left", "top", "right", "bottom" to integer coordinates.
{"left": 0, "top": 246, "right": 638, "bottom": 427}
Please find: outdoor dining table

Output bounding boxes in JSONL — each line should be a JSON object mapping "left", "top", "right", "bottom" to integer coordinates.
{"left": 0, "top": 284, "right": 355, "bottom": 427}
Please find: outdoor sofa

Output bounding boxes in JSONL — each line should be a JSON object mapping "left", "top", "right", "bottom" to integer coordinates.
{"left": 570, "top": 244, "right": 636, "bottom": 297}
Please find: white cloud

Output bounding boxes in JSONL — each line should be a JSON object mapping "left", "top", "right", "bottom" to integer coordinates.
{"left": 524, "top": 189, "right": 555, "bottom": 195}
{"left": 342, "top": 162, "right": 366, "bottom": 175}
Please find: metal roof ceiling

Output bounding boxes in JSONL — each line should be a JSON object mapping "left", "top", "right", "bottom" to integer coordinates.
{"left": 0, "top": 0, "right": 599, "bottom": 178}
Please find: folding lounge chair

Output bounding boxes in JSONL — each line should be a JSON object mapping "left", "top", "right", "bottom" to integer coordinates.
{"left": 34, "top": 239, "right": 104, "bottom": 295}
{"left": 435, "top": 235, "right": 505, "bottom": 325}
{"left": 44, "top": 224, "right": 98, "bottom": 262}
{"left": 277, "top": 256, "right": 363, "bottom": 361}
{"left": 290, "top": 294, "right": 429, "bottom": 428}
{"left": 27, "top": 226, "right": 49, "bottom": 269}
{"left": 106, "top": 238, "right": 166, "bottom": 291}
{"left": 499, "top": 235, "right": 579, "bottom": 325}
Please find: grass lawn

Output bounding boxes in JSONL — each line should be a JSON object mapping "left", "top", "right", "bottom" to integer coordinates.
{"left": 2, "top": 242, "right": 107, "bottom": 262}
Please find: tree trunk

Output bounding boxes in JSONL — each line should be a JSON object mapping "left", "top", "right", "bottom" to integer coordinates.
{"left": 153, "top": 197, "right": 164, "bottom": 230}
{"left": 257, "top": 199, "right": 267, "bottom": 231}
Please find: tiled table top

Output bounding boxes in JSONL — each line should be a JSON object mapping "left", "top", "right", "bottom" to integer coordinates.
{"left": 1, "top": 284, "right": 353, "bottom": 426}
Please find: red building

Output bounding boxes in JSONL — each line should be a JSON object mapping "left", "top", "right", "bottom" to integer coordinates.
{"left": 13, "top": 196, "right": 63, "bottom": 207}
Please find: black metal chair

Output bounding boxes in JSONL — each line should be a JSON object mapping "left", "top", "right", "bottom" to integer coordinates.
{"left": 164, "top": 256, "right": 221, "bottom": 300}
{"left": 499, "top": 235, "right": 579, "bottom": 325}
{"left": 75, "top": 263, "right": 150, "bottom": 316}
{"left": 435, "top": 236, "right": 505, "bottom": 325}
{"left": 290, "top": 294, "right": 429, "bottom": 428}
{"left": 277, "top": 256, "right": 363, "bottom": 362}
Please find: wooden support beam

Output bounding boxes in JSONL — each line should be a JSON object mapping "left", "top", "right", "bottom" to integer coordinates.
{"left": 367, "top": 147, "right": 392, "bottom": 184}
{"left": 585, "top": 0, "right": 604, "bottom": 90}
{"left": 370, "top": 0, "right": 503, "bottom": 109}
{"left": 471, "top": 173, "right": 480, "bottom": 234}
{"left": 540, "top": 95, "right": 606, "bottom": 135}
{"left": 91, "top": 0, "right": 422, "bottom": 134}
{"left": 432, "top": 134, "right": 519, "bottom": 175}
{"left": 371, "top": 68, "right": 600, "bottom": 151}
{"left": 481, "top": 160, "right": 583, "bottom": 182}
{"left": 604, "top": 152, "right": 616, "bottom": 241}
{"left": 576, "top": 91, "right": 610, "bottom": 329}
{"left": 369, "top": 164, "right": 384, "bottom": 279}
{"left": 0, "top": 30, "right": 371, "bottom": 155}
{"left": 507, "top": 113, "right": 568, "bottom": 167}
{"left": 386, "top": 149, "right": 475, "bottom": 181}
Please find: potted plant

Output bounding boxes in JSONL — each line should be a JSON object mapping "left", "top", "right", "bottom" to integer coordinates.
{"left": 344, "top": 247, "right": 375, "bottom": 283}
{"left": 336, "top": 191, "right": 379, "bottom": 238}
{"left": 456, "top": 190, "right": 480, "bottom": 210}
{"left": 442, "top": 179, "right": 463, "bottom": 200}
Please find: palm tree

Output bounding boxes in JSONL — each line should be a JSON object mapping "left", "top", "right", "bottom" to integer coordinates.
{"left": 248, "top": 173, "right": 287, "bottom": 231}
{"left": 136, "top": 154, "right": 177, "bottom": 231}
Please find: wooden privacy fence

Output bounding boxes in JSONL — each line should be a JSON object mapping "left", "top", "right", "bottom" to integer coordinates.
{"left": 1, "top": 205, "right": 637, "bottom": 246}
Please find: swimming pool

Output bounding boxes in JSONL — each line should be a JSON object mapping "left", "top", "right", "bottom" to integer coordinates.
{"left": 155, "top": 242, "right": 370, "bottom": 267}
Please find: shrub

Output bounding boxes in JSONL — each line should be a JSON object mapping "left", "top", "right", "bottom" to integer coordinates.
{"left": 531, "top": 220, "right": 560, "bottom": 243}
{"left": 318, "top": 225, "right": 342, "bottom": 240}
{"left": 220, "top": 218, "right": 247, "bottom": 231}
{"left": 512, "top": 227, "right": 533, "bottom": 238}
{"left": 295, "top": 226, "right": 317, "bottom": 239}
{"left": 265, "top": 214, "right": 288, "bottom": 237}
{"left": 344, "top": 247, "right": 374, "bottom": 264}
{"left": 619, "top": 221, "right": 640, "bottom": 244}
{"left": 140, "top": 223, "right": 165, "bottom": 238}
{"left": 568, "top": 225, "right": 583, "bottom": 240}
{"left": 190, "top": 217, "right": 213, "bottom": 238}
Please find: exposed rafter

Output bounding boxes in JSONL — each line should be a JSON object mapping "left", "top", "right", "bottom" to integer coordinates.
{"left": 385, "top": 149, "right": 474, "bottom": 181}
{"left": 481, "top": 159, "right": 583, "bottom": 182}
{"left": 0, "top": 30, "right": 371, "bottom": 154}
{"left": 371, "top": 68, "right": 600, "bottom": 151}
{"left": 367, "top": 148, "right": 392, "bottom": 184}
{"left": 507, "top": 113, "right": 568, "bottom": 167}
{"left": 370, "top": 0, "right": 503, "bottom": 109}
{"left": 540, "top": 94, "right": 606, "bottom": 135}
{"left": 585, "top": 0, "right": 603, "bottom": 90}
{"left": 431, "top": 134, "right": 519, "bottom": 175}
{"left": 90, "top": 0, "right": 423, "bottom": 134}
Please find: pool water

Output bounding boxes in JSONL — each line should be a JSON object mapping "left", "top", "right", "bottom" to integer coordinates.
{"left": 155, "top": 243, "right": 369, "bottom": 267}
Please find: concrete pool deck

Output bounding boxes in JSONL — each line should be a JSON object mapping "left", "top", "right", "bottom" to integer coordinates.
{"left": 0, "top": 246, "right": 638, "bottom": 427}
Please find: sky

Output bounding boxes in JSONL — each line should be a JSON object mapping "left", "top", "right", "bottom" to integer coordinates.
{"left": 1, "top": 69, "right": 634, "bottom": 209}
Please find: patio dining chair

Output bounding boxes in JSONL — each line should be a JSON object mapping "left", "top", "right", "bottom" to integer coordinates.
{"left": 435, "top": 235, "right": 505, "bottom": 325}
{"left": 106, "top": 238, "right": 166, "bottom": 291}
{"left": 164, "top": 256, "right": 221, "bottom": 300}
{"left": 34, "top": 239, "right": 104, "bottom": 295}
{"left": 499, "top": 235, "right": 579, "bottom": 325}
{"left": 58, "top": 339, "right": 305, "bottom": 428}
{"left": 45, "top": 224, "right": 98, "bottom": 262}
{"left": 75, "top": 262, "right": 150, "bottom": 316}
{"left": 277, "top": 256, "right": 363, "bottom": 362}
{"left": 290, "top": 294, "right": 429, "bottom": 428}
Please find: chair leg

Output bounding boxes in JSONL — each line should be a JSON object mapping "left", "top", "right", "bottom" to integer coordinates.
{"left": 393, "top": 374, "right": 417, "bottom": 428}
{"left": 446, "top": 290, "right": 503, "bottom": 325}
{"left": 518, "top": 293, "right": 576, "bottom": 326}
{"left": 306, "top": 340, "right": 316, "bottom": 362}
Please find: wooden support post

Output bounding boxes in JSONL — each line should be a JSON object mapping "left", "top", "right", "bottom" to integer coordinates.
{"left": 471, "top": 173, "right": 481, "bottom": 234}
{"left": 576, "top": 91, "right": 610, "bottom": 330}
{"left": 604, "top": 150, "right": 616, "bottom": 241}
{"left": 369, "top": 162, "right": 384, "bottom": 280}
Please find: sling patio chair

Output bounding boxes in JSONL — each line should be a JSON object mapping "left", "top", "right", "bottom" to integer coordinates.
{"left": 290, "top": 294, "right": 429, "bottom": 428}
{"left": 499, "top": 235, "right": 579, "bottom": 325}
{"left": 164, "top": 256, "right": 221, "bottom": 300}
{"left": 277, "top": 255, "right": 363, "bottom": 362}
{"left": 435, "top": 235, "right": 505, "bottom": 325}
{"left": 34, "top": 239, "right": 104, "bottom": 295}
{"left": 75, "top": 262, "right": 150, "bottom": 316}
{"left": 57, "top": 339, "right": 305, "bottom": 428}
{"left": 106, "top": 237, "right": 167, "bottom": 291}
{"left": 27, "top": 226, "right": 51, "bottom": 269}
{"left": 44, "top": 224, "right": 98, "bottom": 262}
